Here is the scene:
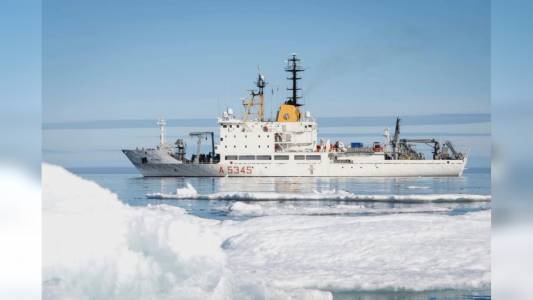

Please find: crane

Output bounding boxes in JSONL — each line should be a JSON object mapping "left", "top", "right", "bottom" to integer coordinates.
{"left": 189, "top": 132, "right": 215, "bottom": 163}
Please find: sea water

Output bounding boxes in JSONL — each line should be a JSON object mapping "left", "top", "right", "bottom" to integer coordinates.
{"left": 60, "top": 166, "right": 491, "bottom": 299}
{"left": 72, "top": 167, "right": 490, "bottom": 221}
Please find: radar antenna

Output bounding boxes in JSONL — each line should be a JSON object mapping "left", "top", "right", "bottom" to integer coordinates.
{"left": 242, "top": 68, "right": 267, "bottom": 121}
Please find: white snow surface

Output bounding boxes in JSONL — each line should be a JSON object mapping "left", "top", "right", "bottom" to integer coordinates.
{"left": 0, "top": 165, "right": 41, "bottom": 300}
{"left": 407, "top": 185, "right": 431, "bottom": 189}
{"left": 43, "top": 164, "right": 491, "bottom": 299}
{"left": 147, "top": 184, "right": 491, "bottom": 202}
{"left": 227, "top": 201, "right": 457, "bottom": 217}
{"left": 492, "top": 223, "right": 533, "bottom": 299}
{"left": 222, "top": 211, "right": 490, "bottom": 292}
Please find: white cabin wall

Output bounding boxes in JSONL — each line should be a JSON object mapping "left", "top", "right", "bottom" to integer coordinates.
{"left": 217, "top": 120, "right": 318, "bottom": 159}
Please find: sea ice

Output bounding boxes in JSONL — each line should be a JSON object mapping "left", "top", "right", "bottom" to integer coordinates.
{"left": 227, "top": 201, "right": 456, "bottom": 217}
{"left": 147, "top": 184, "right": 491, "bottom": 202}
{"left": 43, "top": 164, "right": 491, "bottom": 299}
{"left": 42, "top": 164, "right": 331, "bottom": 299}
{"left": 407, "top": 185, "right": 431, "bottom": 189}
{"left": 221, "top": 210, "right": 491, "bottom": 292}
{"left": 0, "top": 166, "right": 41, "bottom": 300}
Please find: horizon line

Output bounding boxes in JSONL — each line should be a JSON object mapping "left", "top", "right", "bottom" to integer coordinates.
{"left": 43, "top": 112, "right": 490, "bottom": 130}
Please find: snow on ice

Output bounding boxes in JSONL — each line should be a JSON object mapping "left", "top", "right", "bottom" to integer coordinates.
{"left": 43, "top": 164, "right": 490, "bottom": 299}
{"left": 147, "top": 183, "right": 491, "bottom": 202}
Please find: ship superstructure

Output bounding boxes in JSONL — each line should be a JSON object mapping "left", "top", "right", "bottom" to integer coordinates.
{"left": 123, "top": 54, "right": 467, "bottom": 177}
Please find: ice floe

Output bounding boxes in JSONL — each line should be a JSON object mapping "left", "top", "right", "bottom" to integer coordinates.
{"left": 43, "top": 164, "right": 331, "bottom": 299}
{"left": 226, "top": 201, "right": 458, "bottom": 217}
{"left": 407, "top": 185, "right": 431, "bottom": 189}
{"left": 221, "top": 210, "right": 491, "bottom": 292}
{"left": 147, "top": 183, "right": 491, "bottom": 202}
{"left": 43, "top": 164, "right": 491, "bottom": 299}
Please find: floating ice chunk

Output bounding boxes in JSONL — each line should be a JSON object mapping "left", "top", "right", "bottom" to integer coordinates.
{"left": 147, "top": 184, "right": 491, "bottom": 202}
{"left": 146, "top": 182, "right": 198, "bottom": 199}
{"left": 226, "top": 201, "right": 456, "bottom": 217}
{"left": 407, "top": 185, "right": 431, "bottom": 189}
{"left": 229, "top": 201, "right": 264, "bottom": 216}
{"left": 176, "top": 182, "right": 198, "bottom": 198}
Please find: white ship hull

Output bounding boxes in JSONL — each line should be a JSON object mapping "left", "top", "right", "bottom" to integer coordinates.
{"left": 123, "top": 149, "right": 466, "bottom": 177}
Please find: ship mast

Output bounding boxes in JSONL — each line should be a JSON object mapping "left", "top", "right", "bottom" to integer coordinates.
{"left": 157, "top": 118, "right": 166, "bottom": 146}
{"left": 242, "top": 70, "right": 267, "bottom": 122}
{"left": 285, "top": 53, "right": 304, "bottom": 106}
{"left": 256, "top": 72, "right": 266, "bottom": 121}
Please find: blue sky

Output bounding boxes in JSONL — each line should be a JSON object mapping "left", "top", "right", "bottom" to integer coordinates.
{"left": 0, "top": 0, "right": 41, "bottom": 173}
{"left": 43, "top": 0, "right": 490, "bottom": 122}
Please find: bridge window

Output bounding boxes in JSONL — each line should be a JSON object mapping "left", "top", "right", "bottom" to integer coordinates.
{"left": 225, "top": 155, "right": 237, "bottom": 160}
{"left": 306, "top": 155, "right": 321, "bottom": 160}
{"left": 294, "top": 155, "right": 305, "bottom": 160}
{"left": 274, "top": 155, "right": 290, "bottom": 160}
{"left": 223, "top": 125, "right": 227, "bottom": 128}
{"left": 256, "top": 155, "right": 272, "bottom": 160}
{"left": 239, "top": 155, "right": 255, "bottom": 160}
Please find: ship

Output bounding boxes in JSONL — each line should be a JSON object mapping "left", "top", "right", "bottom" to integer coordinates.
{"left": 123, "top": 54, "right": 467, "bottom": 177}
